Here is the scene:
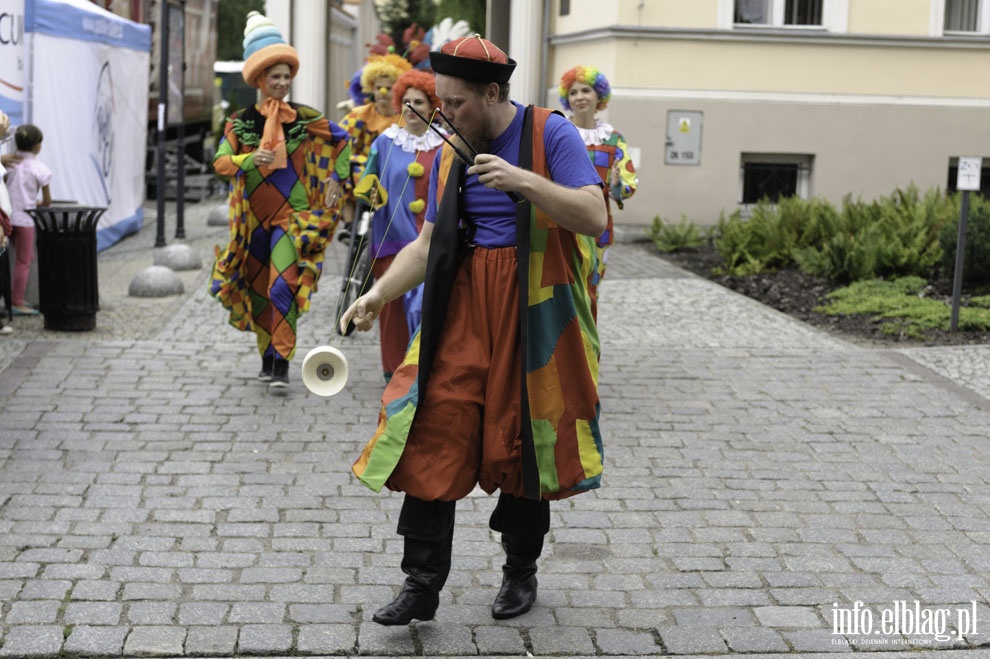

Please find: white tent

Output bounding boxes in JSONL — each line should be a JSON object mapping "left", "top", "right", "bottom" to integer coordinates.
{"left": 0, "top": 0, "right": 151, "bottom": 251}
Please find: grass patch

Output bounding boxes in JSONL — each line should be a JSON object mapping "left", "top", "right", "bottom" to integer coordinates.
{"left": 816, "top": 276, "right": 990, "bottom": 339}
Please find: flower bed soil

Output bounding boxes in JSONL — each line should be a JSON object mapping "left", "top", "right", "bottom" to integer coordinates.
{"left": 654, "top": 243, "right": 990, "bottom": 348}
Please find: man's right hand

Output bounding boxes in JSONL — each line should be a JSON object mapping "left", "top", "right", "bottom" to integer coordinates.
{"left": 341, "top": 290, "right": 385, "bottom": 333}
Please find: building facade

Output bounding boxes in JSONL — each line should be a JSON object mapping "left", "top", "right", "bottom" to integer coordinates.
{"left": 547, "top": 0, "right": 990, "bottom": 226}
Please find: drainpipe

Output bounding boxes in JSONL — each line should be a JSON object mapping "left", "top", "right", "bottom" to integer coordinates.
{"left": 538, "top": 0, "right": 550, "bottom": 106}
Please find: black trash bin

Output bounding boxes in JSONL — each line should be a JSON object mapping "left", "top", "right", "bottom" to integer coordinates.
{"left": 27, "top": 205, "right": 106, "bottom": 331}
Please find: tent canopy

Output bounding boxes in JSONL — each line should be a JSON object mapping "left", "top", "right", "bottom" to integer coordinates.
{"left": 2, "top": 0, "right": 151, "bottom": 250}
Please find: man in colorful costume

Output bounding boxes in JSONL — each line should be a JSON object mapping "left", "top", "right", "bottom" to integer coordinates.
{"left": 341, "top": 36, "right": 607, "bottom": 626}
{"left": 210, "top": 11, "right": 351, "bottom": 389}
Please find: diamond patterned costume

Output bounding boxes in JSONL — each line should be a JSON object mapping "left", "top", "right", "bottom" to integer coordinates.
{"left": 210, "top": 103, "right": 350, "bottom": 361}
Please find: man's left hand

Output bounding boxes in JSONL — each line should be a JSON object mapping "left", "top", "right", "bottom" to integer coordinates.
{"left": 468, "top": 154, "right": 523, "bottom": 193}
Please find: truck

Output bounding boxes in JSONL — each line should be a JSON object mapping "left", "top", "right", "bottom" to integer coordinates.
{"left": 89, "top": 0, "right": 219, "bottom": 164}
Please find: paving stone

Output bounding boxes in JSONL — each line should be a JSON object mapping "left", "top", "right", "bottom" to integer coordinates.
{"left": 658, "top": 624, "right": 728, "bottom": 655}
{"left": 5, "top": 600, "right": 61, "bottom": 624}
{"left": 123, "top": 626, "right": 186, "bottom": 656}
{"left": 296, "top": 623, "right": 357, "bottom": 654}
{"left": 126, "top": 602, "right": 177, "bottom": 625}
{"left": 63, "top": 601, "right": 123, "bottom": 625}
{"left": 595, "top": 628, "right": 662, "bottom": 654}
{"left": 228, "top": 601, "right": 286, "bottom": 623}
{"left": 473, "top": 625, "right": 528, "bottom": 654}
{"left": 71, "top": 580, "right": 121, "bottom": 601}
{"left": 18, "top": 579, "right": 71, "bottom": 600}
{"left": 784, "top": 628, "right": 855, "bottom": 653}
{"left": 0, "top": 625, "right": 64, "bottom": 656}
{"left": 62, "top": 625, "right": 128, "bottom": 656}
{"left": 528, "top": 626, "right": 596, "bottom": 655}
{"left": 416, "top": 622, "right": 477, "bottom": 655}
{"left": 754, "top": 605, "right": 823, "bottom": 628}
{"left": 288, "top": 603, "right": 357, "bottom": 623}
{"left": 236, "top": 624, "right": 293, "bottom": 654}
{"left": 721, "top": 625, "right": 790, "bottom": 653}
{"left": 177, "top": 602, "right": 229, "bottom": 626}
{"left": 184, "top": 626, "right": 238, "bottom": 656}
{"left": 356, "top": 620, "right": 416, "bottom": 655}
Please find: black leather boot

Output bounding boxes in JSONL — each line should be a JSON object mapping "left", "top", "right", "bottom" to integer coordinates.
{"left": 491, "top": 534, "right": 543, "bottom": 619}
{"left": 373, "top": 496, "right": 455, "bottom": 626}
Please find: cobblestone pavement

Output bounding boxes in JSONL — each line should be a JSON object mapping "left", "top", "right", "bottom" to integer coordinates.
{"left": 3, "top": 199, "right": 990, "bottom": 658}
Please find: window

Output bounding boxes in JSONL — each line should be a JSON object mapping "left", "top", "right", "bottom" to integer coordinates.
{"left": 944, "top": 0, "right": 990, "bottom": 33}
{"left": 735, "top": 0, "right": 823, "bottom": 26}
{"left": 560, "top": 0, "right": 570, "bottom": 17}
{"left": 740, "top": 154, "right": 813, "bottom": 204}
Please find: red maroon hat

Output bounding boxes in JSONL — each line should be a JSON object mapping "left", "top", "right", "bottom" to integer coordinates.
{"left": 429, "top": 34, "right": 516, "bottom": 84}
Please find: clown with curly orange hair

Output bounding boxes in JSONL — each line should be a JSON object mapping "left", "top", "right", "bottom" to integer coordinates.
{"left": 352, "top": 69, "right": 444, "bottom": 381}
{"left": 559, "top": 65, "right": 638, "bottom": 318}
{"left": 338, "top": 54, "right": 413, "bottom": 226}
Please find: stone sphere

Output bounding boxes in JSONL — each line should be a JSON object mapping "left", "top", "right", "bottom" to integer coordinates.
{"left": 128, "top": 265, "right": 184, "bottom": 297}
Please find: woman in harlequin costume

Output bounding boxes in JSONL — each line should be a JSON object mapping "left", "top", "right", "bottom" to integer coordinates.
{"left": 210, "top": 11, "right": 351, "bottom": 391}
{"left": 338, "top": 54, "right": 413, "bottom": 228}
{"left": 353, "top": 70, "right": 444, "bottom": 382}
{"left": 558, "top": 65, "right": 637, "bottom": 318}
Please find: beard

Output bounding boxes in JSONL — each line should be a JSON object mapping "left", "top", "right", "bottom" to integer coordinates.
{"left": 445, "top": 116, "right": 491, "bottom": 160}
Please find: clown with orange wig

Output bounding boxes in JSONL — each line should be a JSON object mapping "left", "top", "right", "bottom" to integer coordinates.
{"left": 338, "top": 55, "right": 413, "bottom": 219}
{"left": 352, "top": 69, "right": 445, "bottom": 381}
{"left": 210, "top": 11, "right": 351, "bottom": 391}
{"left": 558, "top": 65, "right": 638, "bottom": 318}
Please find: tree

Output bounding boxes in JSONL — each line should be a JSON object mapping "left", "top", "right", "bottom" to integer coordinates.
{"left": 434, "top": 0, "right": 485, "bottom": 36}
{"left": 374, "top": 0, "right": 487, "bottom": 47}
{"left": 217, "top": 0, "right": 266, "bottom": 61}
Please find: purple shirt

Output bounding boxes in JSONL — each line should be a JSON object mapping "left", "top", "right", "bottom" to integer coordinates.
{"left": 6, "top": 152, "right": 52, "bottom": 228}
{"left": 425, "top": 102, "right": 602, "bottom": 247}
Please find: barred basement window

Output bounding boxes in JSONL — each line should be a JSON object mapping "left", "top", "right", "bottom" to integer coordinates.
{"left": 740, "top": 154, "right": 813, "bottom": 205}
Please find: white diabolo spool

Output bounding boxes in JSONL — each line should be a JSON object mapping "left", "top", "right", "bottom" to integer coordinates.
{"left": 301, "top": 346, "right": 349, "bottom": 397}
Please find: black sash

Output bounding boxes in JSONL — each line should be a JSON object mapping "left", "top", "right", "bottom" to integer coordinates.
{"left": 417, "top": 157, "right": 466, "bottom": 407}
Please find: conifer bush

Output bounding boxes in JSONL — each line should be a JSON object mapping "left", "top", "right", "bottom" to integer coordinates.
{"left": 939, "top": 197, "right": 990, "bottom": 290}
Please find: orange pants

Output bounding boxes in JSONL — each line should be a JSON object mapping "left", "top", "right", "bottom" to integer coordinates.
{"left": 387, "top": 247, "right": 525, "bottom": 501}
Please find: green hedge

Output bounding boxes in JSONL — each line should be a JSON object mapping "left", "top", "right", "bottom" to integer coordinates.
{"left": 707, "top": 187, "right": 959, "bottom": 284}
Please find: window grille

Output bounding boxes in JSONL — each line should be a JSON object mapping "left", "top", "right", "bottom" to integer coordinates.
{"left": 742, "top": 163, "right": 800, "bottom": 204}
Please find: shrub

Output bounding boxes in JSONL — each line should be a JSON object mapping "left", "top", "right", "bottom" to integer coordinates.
{"left": 706, "top": 186, "right": 955, "bottom": 283}
{"left": 816, "top": 275, "right": 990, "bottom": 339}
{"left": 939, "top": 196, "right": 990, "bottom": 289}
{"left": 648, "top": 215, "right": 705, "bottom": 253}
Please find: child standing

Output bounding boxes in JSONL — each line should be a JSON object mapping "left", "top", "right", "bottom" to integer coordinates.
{"left": 5, "top": 124, "right": 51, "bottom": 316}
